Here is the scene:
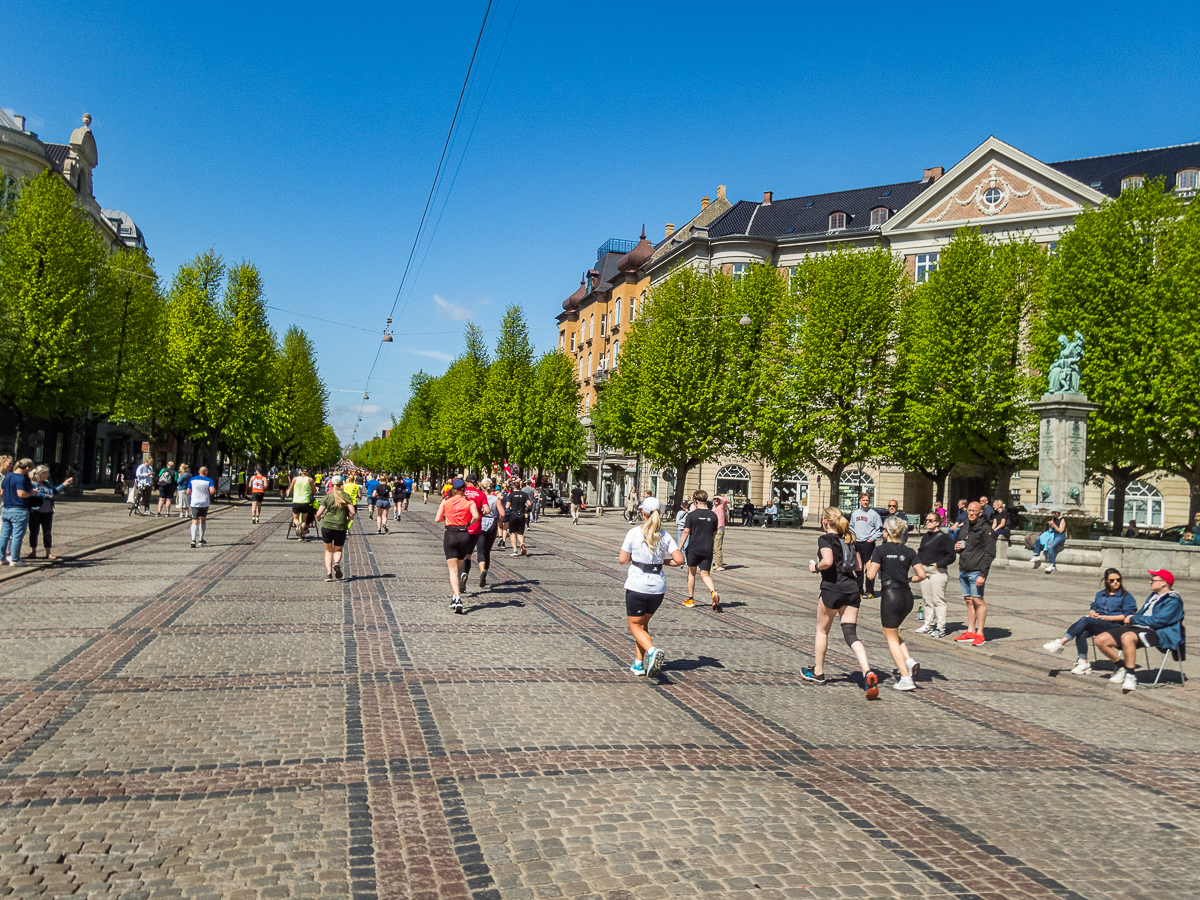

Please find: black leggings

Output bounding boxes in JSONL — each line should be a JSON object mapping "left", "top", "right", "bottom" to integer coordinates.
{"left": 476, "top": 527, "right": 497, "bottom": 568}
{"left": 879, "top": 582, "right": 914, "bottom": 629}
{"left": 444, "top": 528, "right": 474, "bottom": 560}
{"left": 29, "top": 511, "right": 53, "bottom": 551}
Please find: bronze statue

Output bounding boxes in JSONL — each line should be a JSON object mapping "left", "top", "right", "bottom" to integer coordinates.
{"left": 1047, "top": 330, "right": 1084, "bottom": 394}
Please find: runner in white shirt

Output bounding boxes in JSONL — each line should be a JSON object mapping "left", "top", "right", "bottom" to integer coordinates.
{"left": 187, "top": 466, "right": 216, "bottom": 548}
{"left": 619, "top": 497, "right": 685, "bottom": 679}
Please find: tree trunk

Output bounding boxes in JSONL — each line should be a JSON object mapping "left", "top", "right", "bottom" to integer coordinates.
{"left": 1108, "top": 472, "right": 1132, "bottom": 536}
{"left": 826, "top": 459, "right": 846, "bottom": 509}
{"left": 12, "top": 417, "right": 23, "bottom": 458}
{"left": 207, "top": 434, "right": 223, "bottom": 481}
{"left": 669, "top": 458, "right": 699, "bottom": 512}
{"left": 994, "top": 466, "right": 1016, "bottom": 509}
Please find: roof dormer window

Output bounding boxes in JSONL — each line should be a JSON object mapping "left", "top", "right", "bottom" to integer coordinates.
{"left": 829, "top": 211, "right": 846, "bottom": 231}
{"left": 1121, "top": 175, "right": 1144, "bottom": 192}
{"left": 1177, "top": 169, "right": 1199, "bottom": 192}
{"left": 870, "top": 207, "right": 888, "bottom": 228}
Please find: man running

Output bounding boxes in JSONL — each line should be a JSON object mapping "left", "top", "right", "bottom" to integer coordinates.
{"left": 680, "top": 490, "right": 721, "bottom": 610}
{"left": 248, "top": 468, "right": 267, "bottom": 524}
{"left": 288, "top": 468, "right": 315, "bottom": 540}
{"left": 187, "top": 466, "right": 216, "bottom": 547}
{"left": 503, "top": 481, "right": 531, "bottom": 557}
{"left": 401, "top": 474, "right": 414, "bottom": 511}
{"left": 344, "top": 475, "right": 360, "bottom": 512}
{"left": 366, "top": 474, "right": 380, "bottom": 521}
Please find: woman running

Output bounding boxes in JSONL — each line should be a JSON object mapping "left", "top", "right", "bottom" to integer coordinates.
{"left": 474, "top": 477, "right": 501, "bottom": 588}
{"left": 315, "top": 474, "right": 354, "bottom": 582}
{"left": 801, "top": 506, "right": 878, "bottom": 699}
{"left": 619, "top": 497, "right": 685, "bottom": 678}
{"left": 864, "top": 516, "right": 927, "bottom": 692}
{"left": 373, "top": 476, "right": 392, "bottom": 534}
{"left": 248, "top": 468, "right": 267, "bottom": 524}
{"left": 496, "top": 480, "right": 511, "bottom": 550}
{"left": 435, "top": 477, "right": 480, "bottom": 614}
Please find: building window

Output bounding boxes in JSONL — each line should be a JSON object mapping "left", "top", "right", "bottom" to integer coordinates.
{"left": 1121, "top": 175, "right": 1144, "bottom": 192}
{"left": 614, "top": 299, "right": 621, "bottom": 325}
{"left": 915, "top": 252, "right": 939, "bottom": 283}
{"left": 1106, "top": 480, "right": 1163, "bottom": 528}
{"left": 55, "top": 433, "right": 63, "bottom": 464}
{"left": 589, "top": 314, "right": 594, "bottom": 339}
{"left": 612, "top": 340, "right": 619, "bottom": 366}
{"left": 1047, "top": 241, "right": 1059, "bottom": 257}
{"left": 578, "top": 356, "right": 584, "bottom": 381}
{"left": 598, "top": 353, "right": 606, "bottom": 371}
{"left": 1178, "top": 169, "right": 1199, "bottom": 192}
{"left": 828, "top": 211, "right": 846, "bottom": 231}
{"left": 570, "top": 332, "right": 576, "bottom": 352}
{"left": 772, "top": 471, "right": 809, "bottom": 506}
{"left": 588, "top": 352, "right": 592, "bottom": 374}
{"left": 715, "top": 465, "right": 751, "bottom": 504}
{"left": 870, "top": 207, "right": 888, "bottom": 228}
{"left": 838, "top": 470, "right": 874, "bottom": 513}
{"left": 983, "top": 187, "right": 1003, "bottom": 207}
{"left": 559, "top": 331, "right": 565, "bottom": 350}
{"left": 600, "top": 314, "right": 607, "bottom": 336}
{"left": 732, "top": 263, "right": 748, "bottom": 281}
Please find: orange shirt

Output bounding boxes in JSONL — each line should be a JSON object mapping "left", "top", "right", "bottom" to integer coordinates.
{"left": 441, "top": 495, "right": 475, "bottom": 527}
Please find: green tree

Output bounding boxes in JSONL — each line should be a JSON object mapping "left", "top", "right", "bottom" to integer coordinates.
{"left": 270, "top": 326, "right": 329, "bottom": 467}
{"left": 1035, "top": 181, "right": 1178, "bottom": 529}
{"left": 755, "top": 245, "right": 906, "bottom": 509}
{"left": 485, "top": 305, "right": 536, "bottom": 466}
{"left": 527, "top": 350, "right": 586, "bottom": 474}
{"left": 439, "top": 323, "right": 497, "bottom": 471}
{"left": 0, "top": 170, "right": 108, "bottom": 452}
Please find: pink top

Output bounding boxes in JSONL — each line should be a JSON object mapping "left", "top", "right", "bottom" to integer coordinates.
{"left": 713, "top": 496, "right": 727, "bottom": 529}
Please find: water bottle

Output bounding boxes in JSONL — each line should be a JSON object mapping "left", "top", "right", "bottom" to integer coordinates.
{"left": 917, "top": 603, "right": 924, "bottom": 621}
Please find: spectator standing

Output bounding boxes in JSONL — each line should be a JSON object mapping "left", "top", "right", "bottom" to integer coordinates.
{"left": 625, "top": 488, "right": 640, "bottom": 524}
{"left": 953, "top": 502, "right": 995, "bottom": 645}
{"left": 0, "top": 459, "right": 36, "bottom": 566}
{"left": 884, "top": 499, "right": 907, "bottom": 540}
{"left": 1042, "top": 568, "right": 1138, "bottom": 675}
{"left": 915, "top": 512, "right": 956, "bottom": 637}
{"left": 1096, "top": 570, "right": 1185, "bottom": 692}
{"left": 156, "top": 461, "right": 177, "bottom": 517}
{"left": 711, "top": 494, "right": 728, "bottom": 571}
{"left": 675, "top": 502, "right": 690, "bottom": 548}
{"left": 522, "top": 480, "right": 537, "bottom": 525}
{"left": 0, "top": 456, "right": 11, "bottom": 513}
{"left": 570, "top": 483, "right": 585, "bottom": 525}
{"left": 134, "top": 457, "right": 154, "bottom": 515}
{"left": 176, "top": 465, "right": 192, "bottom": 518}
{"left": 850, "top": 493, "right": 883, "bottom": 598}
{"left": 28, "top": 465, "right": 72, "bottom": 560}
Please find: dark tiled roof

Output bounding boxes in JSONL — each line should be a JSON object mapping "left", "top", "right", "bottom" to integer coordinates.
{"left": 1048, "top": 142, "right": 1200, "bottom": 197}
{"left": 708, "top": 180, "right": 932, "bottom": 240}
{"left": 591, "top": 250, "right": 625, "bottom": 294}
{"left": 44, "top": 143, "right": 70, "bottom": 173}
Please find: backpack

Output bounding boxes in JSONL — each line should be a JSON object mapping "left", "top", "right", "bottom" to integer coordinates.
{"left": 837, "top": 539, "right": 857, "bottom": 575}
{"left": 158, "top": 468, "right": 174, "bottom": 487}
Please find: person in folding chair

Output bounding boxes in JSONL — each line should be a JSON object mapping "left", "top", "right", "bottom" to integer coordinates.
{"left": 1095, "top": 569, "right": 1184, "bottom": 693}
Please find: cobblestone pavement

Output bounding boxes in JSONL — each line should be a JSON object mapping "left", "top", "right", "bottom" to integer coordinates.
{"left": 1, "top": 500, "right": 1198, "bottom": 899}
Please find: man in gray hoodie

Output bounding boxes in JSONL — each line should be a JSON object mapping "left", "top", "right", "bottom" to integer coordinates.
{"left": 953, "top": 502, "right": 995, "bottom": 646}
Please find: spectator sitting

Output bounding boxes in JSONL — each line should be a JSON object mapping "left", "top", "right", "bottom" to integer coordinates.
{"left": 1031, "top": 509, "right": 1068, "bottom": 573}
{"left": 948, "top": 499, "right": 969, "bottom": 538}
{"left": 1042, "top": 568, "right": 1137, "bottom": 674}
{"left": 1124, "top": 520, "right": 1139, "bottom": 538}
{"left": 1179, "top": 513, "right": 1200, "bottom": 545}
{"left": 742, "top": 500, "right": 755, "bottom": 526}
{"left": 990, "top": 500, "right": 1011, "bottom": 543}
{"left": 1095, "top": 569, "right": 1185, "bottom": 692}
{"left": 762, "top": 501, "right": 778, "bottom": 528}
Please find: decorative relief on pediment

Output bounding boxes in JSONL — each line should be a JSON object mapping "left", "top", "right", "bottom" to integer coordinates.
{"left": 921, "top": 164, "right": 1070, "bottom": 224}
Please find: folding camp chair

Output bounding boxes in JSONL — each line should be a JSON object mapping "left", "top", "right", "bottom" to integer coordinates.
{"left": 1143, "top": 624, "right": 1186, "bottom": 687}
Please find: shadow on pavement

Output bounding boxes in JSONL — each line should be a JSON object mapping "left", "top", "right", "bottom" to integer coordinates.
{"left": 664, "top": 654, "right": 725, "bottom": 671}
{"left": 465, "top": 599, "right": 526, "bottom": 614}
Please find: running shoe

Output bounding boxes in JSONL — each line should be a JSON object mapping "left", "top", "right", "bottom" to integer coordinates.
{"left": 711, "top": 591, "right": 721, "bottom": 612}
{"left": 324, "top": 574, "right": 334, "bottom": 583}
{"left": 682, "top": 597, "right": 695, "bottom": 608}
{"left": 1043, "top": 638, "right": 1068, "bottom": 654}
{"left": 864, "top": 671, "right": 879, "bottom": 700}
{"left": 799, "top": 666, "right": 827, "bottom": 685}
{"left": 954, "top": 632, "right": 977, "bottom": 642}
{"left": 1070, "top": 659, "right": 1093, "bottom": 675}
{"left": 334, "top": 563, "right": 343, "bottom": 580}
{"left": 908, "top": 660, "right": 920, "bottom": 683}
{"left": 511, "top": 550, "right": 520, "bottom": 557}
{"left": 450, "top": 597, "right": 464, "bottom": 614}
{"left": 645, "top": 647, "right": 665, "bottom": 678}
{"left": 384, "top": 525, "right": 389, "bottom": 533}
{"left": 200, "top": 539, "right": 207, "bottom": 546}
{"left": 479, "top": 571, "right": 487, "bottom": 588}
{"left": 629, "top": 659, "right": 646, "bottom": 676}
{"left": 521, "top": 547, "right": 527, "bottom": 557}
{"left": 190, "top": 541, "right": 196, "bottom": 548}
{"left": 459, "top": 571, "right": 468, "bottom": 592}
{"left": 971, "top": 634, "right": 986, "bottom": 646}
{"left": 893, "top": 677, "right": 916, "bottom": 692}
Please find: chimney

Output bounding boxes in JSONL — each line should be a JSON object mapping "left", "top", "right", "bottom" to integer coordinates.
{"left": 701, "top": 197, "right": 710, "bottom": 210}
{"left": 763, "top": 191, "right": 773, "bottom": 205}
{"left": 922, "top": 166, "right": 945, "bottom": 183}
{"left": 665, "top": 223, "right": 675, "bottom": 240}
{"left": 717, "top": 184, "right": 727, "bottom": 201}
{"left": 14, "top": 115, "right": 25, "bottom": 131}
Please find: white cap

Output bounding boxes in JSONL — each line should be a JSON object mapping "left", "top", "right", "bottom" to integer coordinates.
{"left": 640, "top": 496, "right": 661, "bottom": 513}
{"left": 331, "top": 474, "right": 344, "bottom": 484}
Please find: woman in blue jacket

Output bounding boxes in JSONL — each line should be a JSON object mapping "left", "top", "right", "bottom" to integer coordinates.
{"left": 1095, "top": 569, "right": 1185, "bottom": 692}
{"left": 1042, "top": 568, "right": 1137, "bottom": 675}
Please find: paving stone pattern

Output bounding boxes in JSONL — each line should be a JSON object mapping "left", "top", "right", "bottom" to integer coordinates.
{"left": 1, "top": 500, "right": 1199, "bottom": 899}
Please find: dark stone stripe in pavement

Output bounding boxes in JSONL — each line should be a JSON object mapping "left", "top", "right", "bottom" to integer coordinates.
{"left": 0, "top": 693, "right": 89, "bottom": 780}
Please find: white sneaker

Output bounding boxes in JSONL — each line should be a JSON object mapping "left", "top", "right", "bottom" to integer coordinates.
{"left": 1070, "top": 659, "right": 1093, "bottom": 675}
{"left": 1045, "top": 564, "right": 1056, "bottom": 573}
{"left": 1043, "top": 638, "right": 1068, "bottom": 654}
{"left": 1123, "top": 672, "right": 1138, "bottom": 692}
{"left": 1029, "top": 556, "right": 1038, "bottom": 568}
{"left": 1108, "top": 666, "right": 1127, "bottom": 683}
{"left": 893, "top": 677, "right": 916, "bottom": 691}
{"left": 913, "top": 624, "right": 931, "bottom": 634}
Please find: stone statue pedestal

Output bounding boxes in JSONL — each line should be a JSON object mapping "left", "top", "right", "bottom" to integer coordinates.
{"left": 1028, "top": 392, "right": 1100, "bottom": 517}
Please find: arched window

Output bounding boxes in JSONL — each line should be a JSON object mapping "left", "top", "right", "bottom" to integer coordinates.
{"left": 614, "top": 298, "right": 621, "bottom": 325}
{"left": 829, "top": 211, "right": 846, "bottom": 231}
{"left": 1106, "top": 480, "right": 1164, "bottom": 528}
{"left": 870, "top": 207, "right": 888, "bottom": 228}
{"left": 589, "top": 314, "right": 594, "bottom": 339}
{"left": 838, "top": 470, "right": 874, "bottom": 512}
{"left": 1121, "top": 175, "right": 1144, "bottom": 192}
{"left": 772, "top": 471, "right": 809, "bottom": 506}
{"left": 715, "top": 464, "right": 751, "bottom": 504}
{"left": 1177, "top": 169, "right": 1199, "bottom": 192}
{"left": 612, "top": 340, "right": 619, "bottom": 367}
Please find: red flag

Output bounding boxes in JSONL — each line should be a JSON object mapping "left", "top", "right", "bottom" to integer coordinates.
{"left": 503, "top": 459, "right": 512, "bottom": 478}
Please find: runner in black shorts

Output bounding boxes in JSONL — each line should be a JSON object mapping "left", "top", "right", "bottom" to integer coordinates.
{"left": 436, "top": 478, "right": 480, "bottom": 613}
{"left": 681, "top": 490, "right": 721, "bottom": 610}
{"left": 620, "top": 497, "right": 685, "bottom": 678}
{"left": 802, "top": 506, "right": 879, "bottom": 699}
{"left": 865, "top": 516, "right": 927, "bottom": 692}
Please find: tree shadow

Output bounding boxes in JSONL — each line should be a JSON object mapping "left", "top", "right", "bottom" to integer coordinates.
{"left": 663, "top": 655, "right": 725, "bottom": 672}
{"left": 487, "top": 584, "right": 534, "bottom": 594}
{"left": 465, "top": 599, "right": 527, "bottom": 614}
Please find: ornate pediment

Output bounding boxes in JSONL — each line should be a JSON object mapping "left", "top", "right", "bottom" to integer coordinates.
{"left": 919, "top": 163, "right": 1074, "bottom": 225}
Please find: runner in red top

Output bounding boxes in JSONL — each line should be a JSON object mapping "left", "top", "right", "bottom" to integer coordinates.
{"left": 248, "top": 468, "right": 267, "bottom": 524}
{"left": 459, "top": 474, "right": 489, "bottom": 596}
{"left": 435, "top": 478, "right": 480, "bottom": 614}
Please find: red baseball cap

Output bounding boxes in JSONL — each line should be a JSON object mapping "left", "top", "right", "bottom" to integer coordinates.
{"left": 1148, "top": 569, "right": 1175, "bottom": 585}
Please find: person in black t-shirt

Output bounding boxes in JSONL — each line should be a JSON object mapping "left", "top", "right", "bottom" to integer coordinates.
{"left": 681, "top": 490, "right": 721, "bottom": 610}
{"left": 865, "top": 516, "right": 928, "bottom": 692}
{"left": 570, "top": 484, "right": 585, "bottom": 524}
{"left": 503, "top": 483, "right": 531, "bottom": 557}
{"left": 801, "top": 506, "right": 878, "bottom": 698}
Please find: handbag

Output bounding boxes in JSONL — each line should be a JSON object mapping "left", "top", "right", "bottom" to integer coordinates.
{"left": 1023, "top": 532, "right": 1039, "bottom": 551}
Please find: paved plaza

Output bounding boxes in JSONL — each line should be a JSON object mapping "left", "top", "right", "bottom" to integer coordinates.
{"left": 1, "top": 498, "right": 1198, "bottom": 900}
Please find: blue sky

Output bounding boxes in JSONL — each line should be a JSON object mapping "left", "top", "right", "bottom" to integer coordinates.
{"left": 4, "top": 1, "right": 1198, "bottom": 443}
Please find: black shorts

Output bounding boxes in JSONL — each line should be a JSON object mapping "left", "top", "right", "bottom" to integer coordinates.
{"left": 879, "top": 582, "right": 915, "bottom": 629}
{"left": 158, "top": 484, "right": 176, "bottom": 499}
{"left": 821, "top": 590, "right": 861, "bottom": 610}
{"left": 250, "top": 492, "right": 264, "bottom": 503}
{"left": 686, "top": 551, "right": 712, "bottom": 572}
{"left": 1116, "top": 625, "right": 1161, "bottom": 649}
{"left": 188, "top": 505, "right": 209, "bottom": 519}
{"left": 292, "top": 502, "right": 311, "bottom": 516}
{"left": 322, "top": 528, "right": 347, "bottom": 548}
{"left": 625, "top": 590, "right": 665, "bottom": 617}
{"left": 508, "top": 518, "right": 526, "bottom": 535}
{"left": 444, "top": 528, "right": 474, "bottom": 560}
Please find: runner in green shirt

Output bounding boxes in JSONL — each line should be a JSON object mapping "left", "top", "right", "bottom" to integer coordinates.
{"left": 316, "top": 475, "right": 355, "bottom": 582}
